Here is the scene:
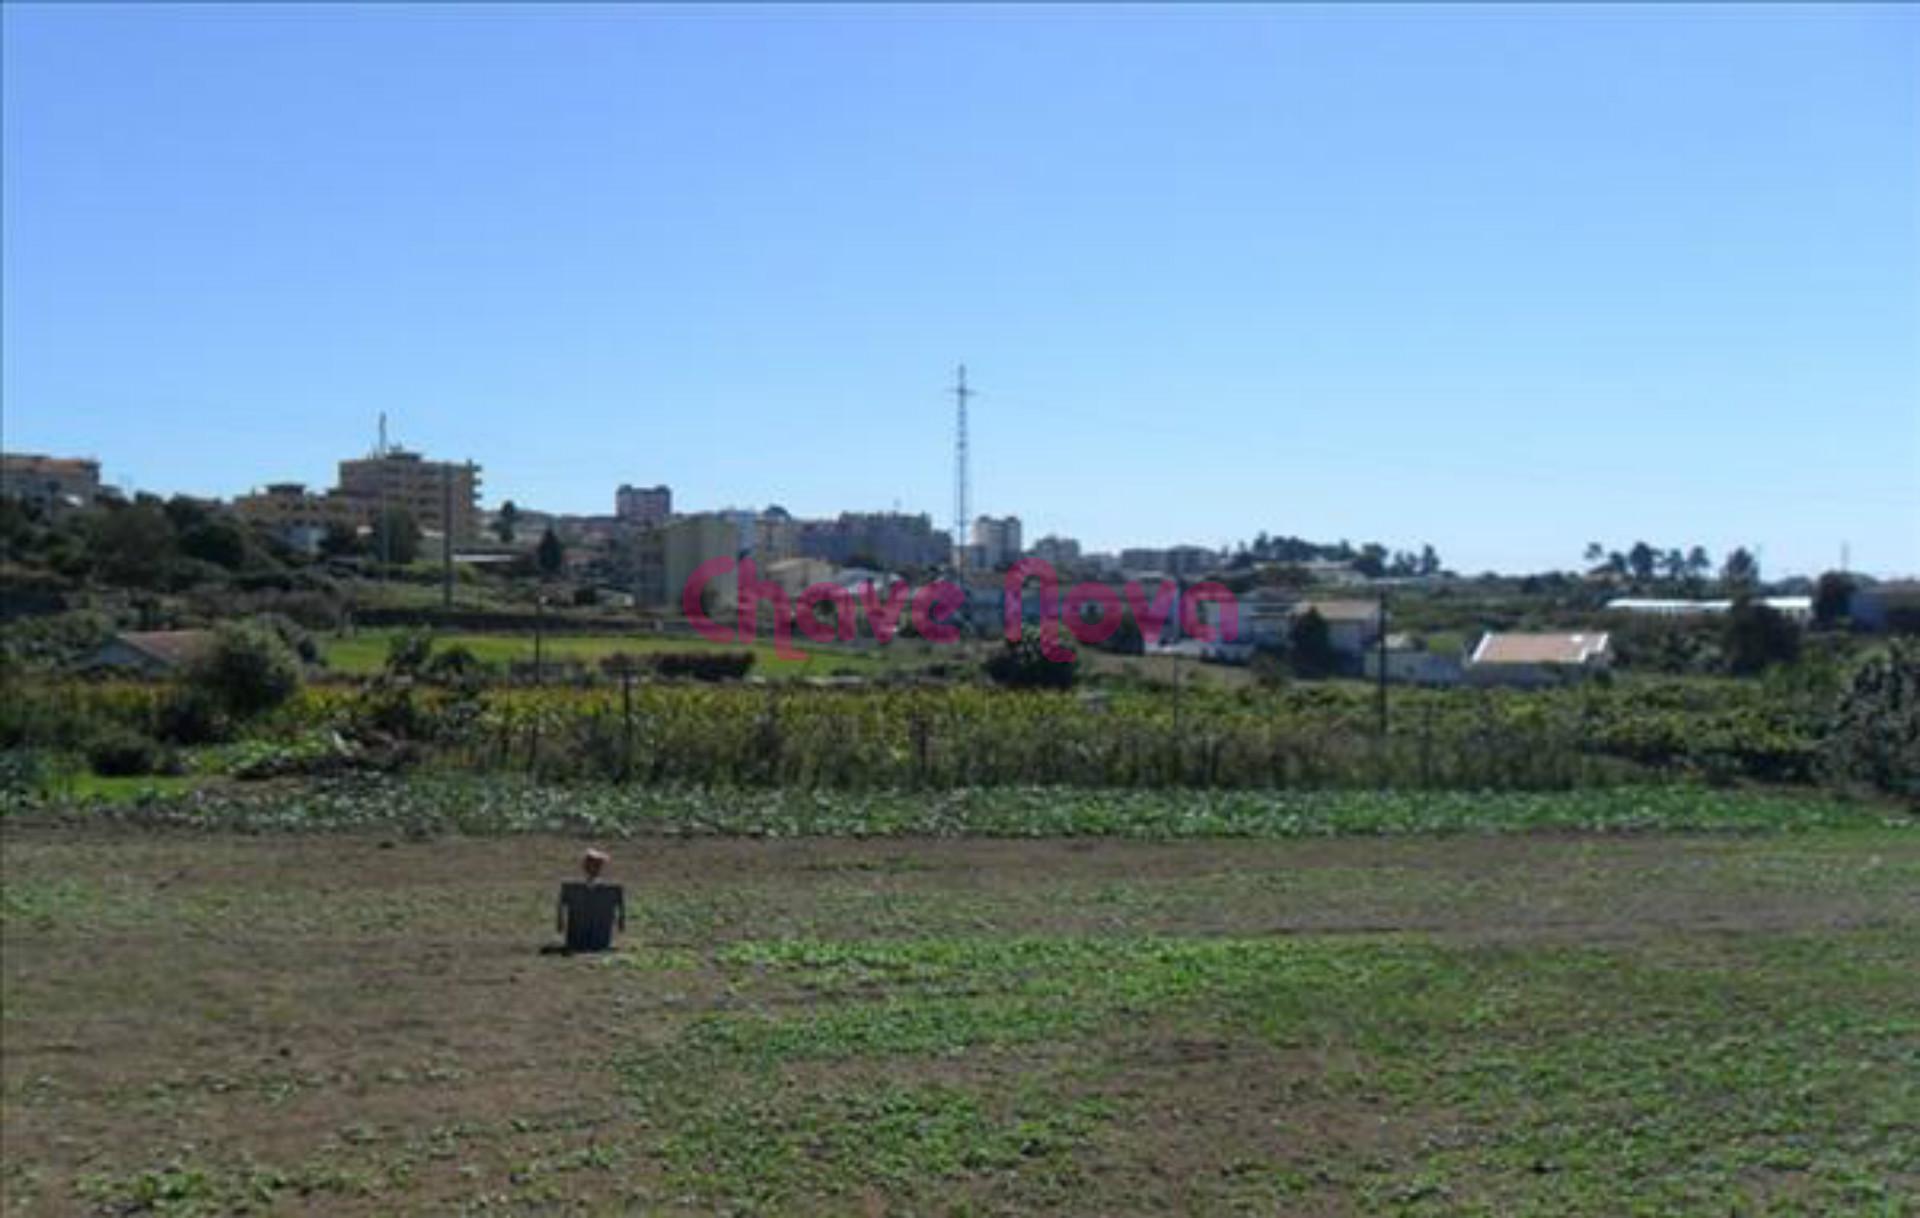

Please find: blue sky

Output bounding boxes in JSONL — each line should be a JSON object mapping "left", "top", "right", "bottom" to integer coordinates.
{"left": 4, "top": 4, "right": 1915, "bottom": 577}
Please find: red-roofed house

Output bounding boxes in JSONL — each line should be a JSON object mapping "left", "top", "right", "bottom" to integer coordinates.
{"left": 86, "top": 631, "right": 218, "bottom": 676}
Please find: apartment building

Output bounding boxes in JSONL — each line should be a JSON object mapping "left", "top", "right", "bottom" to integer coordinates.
{"left": 614, "top": 483, "right": 672, "bottom": 525}
{"left": 796, "top": 512, "right": 952, "bottom": 570}
{"left": 970, "top": 515, "right": 1023, "bottom": 570}
{"left": 336, "top": 449, "right": 481, "bottom": 540}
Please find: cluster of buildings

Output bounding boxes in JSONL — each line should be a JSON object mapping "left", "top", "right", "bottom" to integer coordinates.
{"left": 233, "top": 448, "right": 481, "bottom": 550}
{"left": 11, "top": 437, "right": 1918, "bottom": 689}
{"left": 1, "top": 453, "right": 103, "bottom": 513}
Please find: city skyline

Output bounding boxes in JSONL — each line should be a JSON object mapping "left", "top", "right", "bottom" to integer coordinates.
{"left": 5, "top": 6, "right": 1915, "bottom": 576}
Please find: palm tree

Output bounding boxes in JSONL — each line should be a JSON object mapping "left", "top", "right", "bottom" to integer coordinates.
{"left": 1661, "top": 548, "right": 1687, "bottom": 584}
{"left": 1722, "top": 547, "right": 1759, "bottom": 589}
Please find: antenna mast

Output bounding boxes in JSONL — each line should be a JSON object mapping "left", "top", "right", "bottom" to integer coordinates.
{"left": 952, "top": 364, "right": 973, "bottom": 572}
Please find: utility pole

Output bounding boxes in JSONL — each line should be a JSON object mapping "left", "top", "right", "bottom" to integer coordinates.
{"left": 441, "top": 460, "right": 454, "bottom": 610}
{"left": 377, "top": 413, "right": 390, "bottom": 576}
{"left": 1376, "top": 592, "right": 1389, "bottom": 738}
{"left": 952, "top": 365, "right": 973, "bottom": 575}
{"left": 534, "top": 594, "right": 546, "bottom": 686}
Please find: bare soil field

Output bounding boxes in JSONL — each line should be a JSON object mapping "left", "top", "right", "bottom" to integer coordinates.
{"left": 5, "top": 827, "right": 1917, "bottom": 1215}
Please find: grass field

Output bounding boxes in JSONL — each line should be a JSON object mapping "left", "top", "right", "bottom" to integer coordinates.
{"left": 4, "top": 801, "right": 1916, "bottom": 1215}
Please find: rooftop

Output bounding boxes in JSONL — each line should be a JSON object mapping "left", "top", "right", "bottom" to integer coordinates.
{"left": 1471, "top": 631, "right": 1610, "bottom": 666}
{"left": 114, "top": 630, "right": 218, "bottom": 667}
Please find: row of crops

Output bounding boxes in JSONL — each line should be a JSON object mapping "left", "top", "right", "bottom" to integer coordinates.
{"left": 4, "top": 776, "right": 1899, "bottom": 836}
{"left": 4, "top": 673, "right": 1839, "bottom": 791}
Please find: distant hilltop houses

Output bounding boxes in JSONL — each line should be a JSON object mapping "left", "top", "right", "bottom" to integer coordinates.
{"left": 0, "top": 452, "right": 104, "bottom": 513}
{"left": 6, "top": 437, "right": 1916, "bottom": 653}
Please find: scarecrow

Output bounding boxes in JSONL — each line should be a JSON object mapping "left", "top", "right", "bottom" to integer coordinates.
{"left": 555, "top": 848, "right": 625, "bottom": 953}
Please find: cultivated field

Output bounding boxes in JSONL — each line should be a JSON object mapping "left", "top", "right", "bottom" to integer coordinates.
{"left": 318, "top": 629, "right": 907, "bottom": 680}
{"left": 4, "top": 802, "right": 1916, "bottom": 1215}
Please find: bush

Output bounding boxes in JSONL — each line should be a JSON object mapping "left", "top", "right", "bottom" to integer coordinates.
{"left": 1824, "top": 642, "right": 1920, "bottom": 799}
{"left": 251, "top": 612, "right": 321, "bottom": 664}
{"left": 156, "top": 687, "right": 232, "bottom": 745}
{"left": 0, "top": 749, "right": 47, "bottom": 794}
{"left": 649, "top": 651, "right": 755, "bottom": 682}
{"left": 984, "top": 630, "right": 1077, "bottom": 690}
{"left": 1288, "top": 610, "right": 1337, "bottom": 679}
{"left": 1724, "top": 599, "right": 1801, "bottom": 676}
{"left": 424, "top": 643, "right": 488, "bottom": 687}
{"left": 185, "top": 622, "right": 303, "bottom": 718}
{"left": 385, "top": 629, "right": 435, "bottom": 677}
{"left": 86, "top": 728, "right": 168, "bottom": 777}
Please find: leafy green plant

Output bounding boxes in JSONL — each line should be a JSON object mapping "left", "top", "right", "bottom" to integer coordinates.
{"left": 185, "top": 622, "right": 303, "bottom": 718}
{"left": 1825, "top": 641, "right": 1920, "bottom": 799}
{"left": 85, "top": 727, "right": 170, "bottom": 777}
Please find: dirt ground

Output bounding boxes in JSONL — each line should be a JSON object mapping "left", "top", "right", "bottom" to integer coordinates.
{"left": 4, "top": 827, "right": 1917, "bottom": 1215}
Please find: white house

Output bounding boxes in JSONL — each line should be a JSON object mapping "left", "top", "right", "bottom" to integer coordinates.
{"left": 1465, "top": 631, "right": 1611, "bottom": 687}
{"left": 1606, "top": 596, "right": 1812, "bottom": 622}
{"left": 1295, "top": 600, "right": 1384, "bottom": 659}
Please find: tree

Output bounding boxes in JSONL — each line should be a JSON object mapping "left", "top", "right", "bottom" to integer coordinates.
{"left": 494, "top": 500, "right": 520, "bottom": 545}
{"left": 162, "top": 495, "right": 212, "bottom": 534}
{"left": 1627, "top": 541, "right": 1657, "bottom": 583}
{"left": 87, "top": 500, "right": 178, "bottom": 588}
{"left": 1418, "top": 544, "right": 1441, "bottom": 577}
{"left": 1288, "top": 609, "right": 1337, "bottom": 679}
{"left": 319, "top": 522, "right": 363, "bottom": 558}
{"left": 1583, "top": 542, "right": 1605, "bottom": 570}
{"left": 1813, "top": 572, "right": 1856, "bottom": 629}
{"left": 1723, "top": 598, "right": 1799, "bottom": 676}
{"left": 1353, "top": 544, "right": 1388, "bottom": 579}
{"left": 179, "top": 519, "right": 251, "bottom": 570}
{"left": 536, "top": 526, "right": 565, "bottom": 577}
{"left": 1721, "top": 547, "right": 1759, "bottom": 589}
{"left": 373, "top": 508, "right": 420, "bottom": 566}
{"left": 1660, "top": 548, "right": 1687, "bottom": 583}
{"left": 185, "top": 621, "right": 303, "bottom": 717}
{"left": 1686, "top": 546, "right": 1712, "bottom": 581}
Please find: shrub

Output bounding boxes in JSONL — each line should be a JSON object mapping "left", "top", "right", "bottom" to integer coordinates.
{"left": 1288, "top": 610, "right": 1337, "bottom": 679}
{"left": 156, "top": 687, "right": 231, "bottom": 745}
{"left": 650, "top": 651, "right": 756, "bottom": 682}
{"left": 86, "top": 728, "right": 167, "bottom": 777}
{"left": 1724, "top": 599, "right": 1801, "bottom": 676}
{"left": 424, "top": 643, "right": 488, "bottom": 687}
{"left": 185, "top": 622, "right": 303, "bottom": 718}
{"left": 385, "top": 629, "right": 435, "bottom": 676}
{"left": 0, "top": 749, "right": 46, "bottom": 794}
{"left": 251, "top": 612, "right": 321, "bottom": 664}
{"left": 984, "top": 630, "right": 1077, "bottom": 690}
{"left": 1824, "top": 641, "right": 1920, "bottom": 799}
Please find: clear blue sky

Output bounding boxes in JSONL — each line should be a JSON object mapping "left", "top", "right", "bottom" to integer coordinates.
{"left": 5, "top": 4, "right": 1915, "bottom": 577}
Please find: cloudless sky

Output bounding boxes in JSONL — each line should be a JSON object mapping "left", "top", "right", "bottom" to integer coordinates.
{"left": 5, "top": 4, "right": 1916, "bottom": 576}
